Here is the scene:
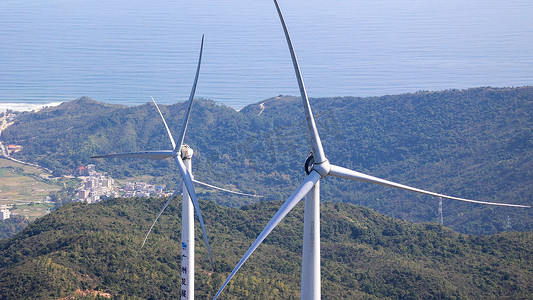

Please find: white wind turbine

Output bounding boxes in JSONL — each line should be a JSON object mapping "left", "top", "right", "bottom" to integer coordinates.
{"left": 91, "top": 35, "right": 259, "bottom": 300}
{"left": 213, "top": 1, "right": 531, "bottom": 299}
{"left": 142, "top": 97, "right": 261, "bottom": 250}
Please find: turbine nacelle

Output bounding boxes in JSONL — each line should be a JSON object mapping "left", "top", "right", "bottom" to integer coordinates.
{"left": 180, "top": 144, "right": 194, "bottom": 160}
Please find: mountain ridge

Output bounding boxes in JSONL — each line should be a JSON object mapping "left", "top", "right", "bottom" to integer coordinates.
{"left": 1, "top": 86, "right": 531, "bottom": 235}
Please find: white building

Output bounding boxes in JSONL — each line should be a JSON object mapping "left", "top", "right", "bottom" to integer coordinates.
{"left": 77, "top": 190, "right": 90, "bottom": 199}
{"left": 136, "top": 191, "right": 151, "bottom": 198}
{"left": 1, "top": 208, "right": 11, "bottom": 220}
{"left": 102, "top": 178, "right": 114, "bottom": 189}
{"left": 86, "top": 164, "right": 96, "bottom": 175}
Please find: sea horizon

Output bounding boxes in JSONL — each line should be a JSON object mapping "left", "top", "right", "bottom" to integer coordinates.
{"left": 1, "top": 0, "right": 532, "bottom": 110}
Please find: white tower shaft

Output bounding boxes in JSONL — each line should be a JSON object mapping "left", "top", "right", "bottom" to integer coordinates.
{"left": 181, "top": 155, "right": 194, "bottom": 299}
{"left": 301, "top": 181, "right": 321, "bottom": 299}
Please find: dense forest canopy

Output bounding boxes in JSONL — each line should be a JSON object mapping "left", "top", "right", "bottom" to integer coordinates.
{"left": 2, "top": 87, "right": 532, "bottom": 235}
{"left": 0, "top": 197, "right": 531, "bottom": 299}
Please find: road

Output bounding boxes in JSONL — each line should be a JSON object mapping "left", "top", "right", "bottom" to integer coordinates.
{"left": 0, "top": 113, "right": 53, "bottom": 173}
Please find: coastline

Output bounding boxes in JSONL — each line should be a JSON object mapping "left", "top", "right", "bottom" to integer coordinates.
{"left": 0, "top": 102, "right": 63, "bottom": 113}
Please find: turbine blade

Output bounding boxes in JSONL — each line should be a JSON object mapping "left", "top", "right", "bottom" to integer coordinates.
{"left": 329, "top": 164, "right": 530, "bottom": 208}
{"left": 193, "top": 179, "right": 263, "bottom": 197}
{"left": 91, "top": 150, "right": 174, "bottom": 160}
{"left": 272, "top": 0, "right": 326, "bottom": 164}
{"left": 151, "top": 96, "right": 177, "bottom": 149}
{"left": 213, "top": 171, "right": 321, "bottom": 299}
{"left": 175, "top": 155, "right": 215, "bottom": 270}
{"left": 141, "top": 181, "right": 184, "bottom": 249}
{"left": 175, "top": 35, "right": 204, "bottom": 152}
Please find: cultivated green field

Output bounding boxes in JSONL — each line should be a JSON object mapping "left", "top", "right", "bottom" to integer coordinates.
{"left": 0, "top": 158, "right": 61, "bottom": 220}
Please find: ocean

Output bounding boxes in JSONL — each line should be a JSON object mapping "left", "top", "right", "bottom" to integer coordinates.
{"left": 1, "top": 0, "right": 532, "bottom": 110}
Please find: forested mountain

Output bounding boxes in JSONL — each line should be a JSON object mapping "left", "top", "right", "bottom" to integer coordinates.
{"left": 1, "top": 197, "right": 531, "bottom": 299}
{"left": 2, "top": 87, "right": 532, "bottom": 234}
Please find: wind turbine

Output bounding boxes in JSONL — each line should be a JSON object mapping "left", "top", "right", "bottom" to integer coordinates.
{"left": 141, "top": 96, "right": 261, "bottom": 250}
{"left": 143, "top": 97, "right": 260, "bottom": 300}
{"left": 91, "top": 35, "right": 259, "bottom": 300}
{"left": 213, "top": 1, "right": 531, "bottom": 299}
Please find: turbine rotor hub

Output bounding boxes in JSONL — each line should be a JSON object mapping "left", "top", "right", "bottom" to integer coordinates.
{"left": 304, "top": 155, "right": 314, "bottom": 175}
{"left": 304, "top": 154, "right": 330, "bottom": 178}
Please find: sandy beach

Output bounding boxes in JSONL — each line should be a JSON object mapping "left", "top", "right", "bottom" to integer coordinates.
{"left": 0, "top": 102, "right": 63, "bottom": 113}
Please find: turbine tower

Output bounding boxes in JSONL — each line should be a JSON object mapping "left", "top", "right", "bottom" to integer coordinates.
{"left": 91, "top": 36, "right": 259, "bottom": 299}
{"left": 213, "top": 1, "right": 530, "bottom": 299}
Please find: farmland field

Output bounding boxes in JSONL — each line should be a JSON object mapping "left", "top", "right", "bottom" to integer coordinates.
{"left": 0, "top": 158, "right": 61, "bottom": 220}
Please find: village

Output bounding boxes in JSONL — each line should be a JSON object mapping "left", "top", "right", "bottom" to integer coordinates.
{"left": 74, "top": 164, "right": 170, "bottom": 203}
{"left": 2, "top": 112, "right": 169, "bottom": 220}
{"left": 1, "top": 162, "right": 171, "bottom": 222}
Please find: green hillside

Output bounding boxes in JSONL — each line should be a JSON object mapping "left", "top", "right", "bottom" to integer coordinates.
{"left": 0, "top": 197, "right": 531, "bottom": 299}
{"left": 2, "top": 87, "right": 532, "bottom": 234}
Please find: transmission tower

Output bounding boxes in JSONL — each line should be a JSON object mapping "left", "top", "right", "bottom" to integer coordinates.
{"left": 438, "top": 197, "right": 444, "bottom": 225}
{"left": 505, "top": 215, "right": 512, "bottom": 231}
